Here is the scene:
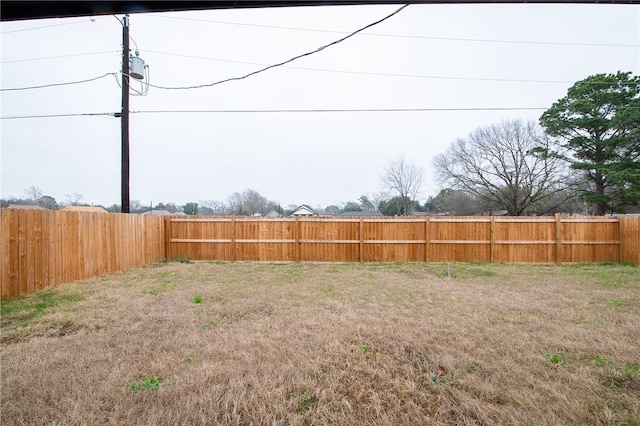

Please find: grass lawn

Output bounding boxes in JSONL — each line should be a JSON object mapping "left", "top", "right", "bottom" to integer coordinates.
{"left": 1, "top": 261, "right": 639, "bottom": 425}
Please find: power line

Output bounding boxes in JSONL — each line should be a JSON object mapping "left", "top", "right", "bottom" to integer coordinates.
{"left": 1, "top": 17, "right": 105, "bottom": 34}
{"left": 148, "top": 3, "right": 410, "bottom": 90}
{"left": 0, "top": 112, "right": 117, "bottom": 120}
{"left": 6, "top": 105, "right": 640, "bottom": 120}
{"left": 145, "top": 49, "right": 575, "bottom": 84}
{"left": 131, "top": 107, "right": 550, "bottom": 113}
{"left": 1, "top": 51, "right": 118, "bottom": 64}
{"left": 148, "top": 14, "right": 639, "bottom": 48}
{"left": 0, "top": 73, "right": 118, "bottom": 92}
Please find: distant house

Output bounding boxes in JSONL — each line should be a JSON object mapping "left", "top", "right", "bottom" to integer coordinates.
{"left": 265, "top": 210, "right": 282, "bottom": 217}
{"left": 7, "top": 204, "right": 47, "bottom": 210}
{"left": 60, "top": 205, "right": 108, "bottom": 213}
{"left": 289, "top": 205, "right": 319, "bottom": 216}
{"left": 141, "top": 210, "right": 187, "bottom": 216}
{"left": 337, "top": 211, "right": 382, "bottom": 217}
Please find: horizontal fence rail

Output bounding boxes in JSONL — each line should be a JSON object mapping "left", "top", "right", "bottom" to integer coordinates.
{"left": 166, "top": 215, "right": 639, "bottom": 265}
{"left": 1, "top": 211, "right": 638, "bottom": 300}
{"left": 1, "top": 210, "right": 165, "bottom": 300}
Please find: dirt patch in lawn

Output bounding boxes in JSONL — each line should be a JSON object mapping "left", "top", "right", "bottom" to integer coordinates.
{"left": 1, "top": 262, "right": 638, "bottom": 425}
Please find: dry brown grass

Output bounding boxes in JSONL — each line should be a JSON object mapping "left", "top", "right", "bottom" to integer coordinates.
{"left": 1, "top": 261, "right": 639, "bottom": 425}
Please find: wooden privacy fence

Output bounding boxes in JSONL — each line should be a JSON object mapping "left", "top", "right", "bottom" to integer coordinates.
{"left": 166, "top": 215, "right": 640, "bottom": 264}
{"left": 1, "top": 209, "right": 165, "bottom": 300}
{"left": 1, "top": 211, "right": 639, "bottom": 300}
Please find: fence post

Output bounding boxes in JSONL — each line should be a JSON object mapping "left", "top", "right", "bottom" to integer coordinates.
{"left": 358, "top": 217, "right": 363, "bottom": 263}
{"left": 163, "top": 216, "right": 170, "bottom": 260}
{"left": 490, "top": 217, "right": 496, "bottom": 263}
{"left": 424, "top": 216, "right": 430, "bottom": 263}
{"left": 295, "top": 217, "right": 301, "bottom": 262}
{"left": 555, "top": 213, "right": 562, "bottom": 264}
{"left": 230, "top": 216, "right": 236, "bottom": 262}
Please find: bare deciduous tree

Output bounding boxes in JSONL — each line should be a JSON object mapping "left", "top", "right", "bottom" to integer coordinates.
{"left": 433, "top": 119, "right": 573, "bottom": 216}
{"left": 381, "top": 156, "right": 424, "bottom": 215}
{"left": 199, "top": 200, "right": 228, "bottom": 215}
{"left": 23, "top": 186, "right": 43, "bottom": 203}
{"left": 65, "top": 192, "right": 84, "bottom": 206}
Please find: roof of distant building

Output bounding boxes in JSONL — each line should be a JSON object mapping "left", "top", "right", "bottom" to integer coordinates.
{"left": 141, "top": 210, "right": 187, "bottom": 215}
{"left": 59, "top": 205, "right": 108, "bottom": 213}
{"left": 6, "top": 204, "right": 46, "bottom": 210}
{"left": 289, "top": 205, "right": 318, "bottom": 216}
{"left": 337, "top": 211, "right": 382, "bottom": 216}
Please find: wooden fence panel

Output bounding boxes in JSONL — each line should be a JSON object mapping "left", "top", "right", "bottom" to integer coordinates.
{"left": 620, "top": 216, "right": 640, "bottom": 264}
{"left": 492, "top": 219, "right": 555, "bottom": 263}
{"left": 428, "top": 218, "right": 491, "bottom": 262}
{"left": 0, "top": 210, "right": 166, "bottom": 300}
{"left": 362, "top": 220, "right": 426, "bottom": 262}
{"left": 300, "top": 219, "right": 358, "bottom": 262}
{"left": 560, "top": 218, "right": 619, "bottom": 263}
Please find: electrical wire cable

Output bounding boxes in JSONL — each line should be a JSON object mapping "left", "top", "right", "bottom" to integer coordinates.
{"left": 0, "top": 112, "right": 117, "bottom": 120}
{"left": 131, "top": 107, "right": 551, "bottom": 114}
{"left": 148, "top": 3, "right": 410, "bottom": 90}
{"left": 1, "top": 51, "right": 119, "bottom": 64}
{"left": 0, "top": 73, "right": 118, "bottom": 91}
{"left": 144, "top": 49, "right": 576, "bottom": 84}
{"left": 1, "top": 17, "right": 104, "bottom": 34}
{"left": 5, "top": 105, "right": 639, "bottom": 120}
{"left": 147, "top": 14, "right": 639, "bottom": 48}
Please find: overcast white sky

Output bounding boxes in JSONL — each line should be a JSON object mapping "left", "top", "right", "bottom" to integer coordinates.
{"left": 1, "top": 3, "right": 639, "bottom": 209}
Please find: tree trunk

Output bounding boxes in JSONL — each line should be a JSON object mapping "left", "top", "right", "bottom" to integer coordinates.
{"left": 594, "top": 178, "right": 605, "bottom": 216}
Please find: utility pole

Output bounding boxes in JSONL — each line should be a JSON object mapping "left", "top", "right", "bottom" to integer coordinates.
{"left": 121, "top": 15, "right": 130, "bottom": 213}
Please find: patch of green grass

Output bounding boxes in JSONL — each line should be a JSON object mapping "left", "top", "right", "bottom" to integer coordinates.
{"left": 622, "top": 364, "right": 640, "bottom": 380}
{"left": 163, "top": 256, "right": 192, "bottom": 264}
{"left": 357, "top": 342, "right": 377, "bottom": 360}
{"left": 0, "top": 290, "right": 83, "bottom": 328}
{"left": 607, "top": 298, "right": 621, "bottom": 307}
{"left": 584, "top": 355, "right": 613, "bottom": 367}
{"left": 432, "top": 262, "right": 498, "bottom": 279}
{"left": 545, "top": 351, "right": 566, "bottom": 365}
{"left": 326, "top": 263, "right": 358, "bottom": 273}
{"left": 200, "top": 313, "right": 226, "bottom": 329}
{"left": 288, "top": 390, "right": 314, "bottom": 412}
{"left": 146, "top": 281, "right": 176, "bottom": 296}
{"left": 185, "top": 355, "right": 196, "bottom": 363}
{"left": 487, "top": 316, "right": 505, "bottom": 325}
{"left": 193, "top": 294, "right": 202, "bottom": 304}
{"left": 128, "top": 376, "right": 173, "bottom": 393}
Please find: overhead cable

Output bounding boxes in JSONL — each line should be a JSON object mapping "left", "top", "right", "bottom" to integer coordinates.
{"left": 1, "top": 51, "right": 119, "bottom": 64}
{"left": 147, "top": 3, "right": 410, "bottom": 90}
{"left": 144, "top": 49, "right": 575, "bottom": 84}
{"left": 0, "top": 112, "right": 117, "bottom": 120}
{"left": 1, "top": 17, "right": 104, "bottom": 34}
{"left": 6, "top": 105, "right": 640, "bottom": 120}
{"left": 148, "top": 14, "right": 638, "bottom": 48}
{"left": 0, "top": 73, "right": 118, "bottom": 91}
{"left": 131, "top": 107, "right": 550, "bottom": 113}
